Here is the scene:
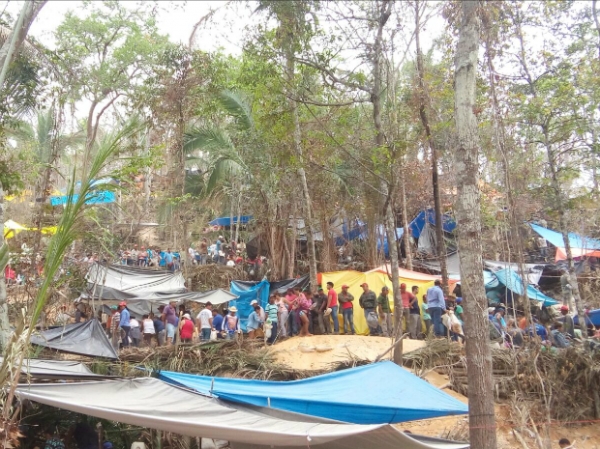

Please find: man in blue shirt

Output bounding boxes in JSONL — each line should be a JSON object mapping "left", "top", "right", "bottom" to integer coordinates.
{"left": 151, "top": 312, "right": 166, "bottom": 346}
{"left": 164, "top": 249, "right": 174, "bottom": 272}
{"left": 118, "top": 302, "right": 131, "bottom": 348}
{"left": 426, "top": 280, "right": 446, "bottom": 337}
{"left": 212, "top": 309, "right": 224, "bottom": 338}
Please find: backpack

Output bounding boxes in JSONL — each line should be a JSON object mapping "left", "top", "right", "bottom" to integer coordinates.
{"left": 366, "top": 311, "right": 379, "bottom": 328}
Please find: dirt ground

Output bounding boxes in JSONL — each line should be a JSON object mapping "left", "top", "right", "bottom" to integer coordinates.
{"left": 269, "top": 334, "right": 426, "bottom": 371}
{"left": 272, "top": 336, "right": 600, "bottom": 448}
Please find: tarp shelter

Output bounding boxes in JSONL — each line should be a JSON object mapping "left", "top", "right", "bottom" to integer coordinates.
{"left": 408, "top": 209, "right": 457, "bottom": 239}
{"left": 209, "top": 215, "right": 253, "bottom": 227}
{"left": 234, "top": 275, "right": 310, "bottom": 296}
{"left": 491, "top": 269, "right": 558, "bottom": 306}
{"left": 159, "top": 361, "right": 468, "bottom": 424}
{"left": 318, "top": 269, "right": 450, "bottom": 335}
{"left": 484, "top": 260, "right": 545, "bottom": 286}
{"left": 0, "top": 358, "right": 111, "bottom": 380}
{"left": 530, "top": 223, "right": 600, "bottom": 261}
{"left": 229, "top": 279, "right": 270, "bottom": 331}
{"left": 15, "top": 378, "right": 469, "bottom": 449}
{"left": 30, "top": 319, "right": 118, "bottom": 359}
{"left": 86, "top": 263, "right": 186, "bottom": 293}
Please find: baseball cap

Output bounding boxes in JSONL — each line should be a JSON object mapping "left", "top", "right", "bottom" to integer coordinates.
{"left": 250, "top": 300, "right": 258, "bottom": 305}
{"left": 560, "top": 305, "right": 569, "bottom": 311}
{"left": 341, "top": 284, "right": 349, "bottom": 289}
{"left": 110, "top": 305, "right": 118, "bottom": 310}
{"left": 400, "top": 283, "right": 406, "bottom": 288}
{"left": 119, "top": 301, "right": 127, "bottom": 307}
{"left": 183, "top": 313, "right": 191, "bottom": 319}
{"left": 360, "top": 283, "right": 368, "bottom": 288}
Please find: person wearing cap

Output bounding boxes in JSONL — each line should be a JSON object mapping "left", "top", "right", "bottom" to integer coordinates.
{"left": 179, "top": 313, "right": 195, "bottom": 343}
{"left": 426, "top": 280, "right": 446, "bottom": 337}
{"left": 377, "top": 286, "right": 393, "bottom": 337}
{"left": 326, "top": 281, "right": 340, "bottom": 334}
{"left": 250, "top": 299, "right": 266, "bottom": 321}
{"left": 338, "top": 285, "right": 355, "bottom": 335}
{"left": 359, "top": 283, "right": 379, "bottom": 335}
{"left": 118, "top": 302, "right": 131, "bottom": 348}
{"left": 224, "top": 306, "right": 240, "bottom": 338}
{"left": 247, "top": 304, "right": 264, "bottom": 339}
{"left": 265, "top": 294, "right": 279, "bottom": 344}
{"left": 559, "top": 305, "right": 575, "bottom": 338}
{"left": 109, "top": 305, "right": 120, "bottom": 350}
{"left": 454, "top": 297, "right": 464, "bottom": 323}
{"left": 162, "top": 299, "right": 178, "bottom": 346}
{"left": 197, "top": 302, "right": 214, "bottom": 341}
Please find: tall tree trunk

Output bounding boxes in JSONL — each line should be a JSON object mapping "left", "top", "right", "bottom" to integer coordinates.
{"left": 414, "top": 0, "right": 448, "bottom": 291}
{"left": 0, "top": 0, "right": 47, "bottom": 350}
{"left": 454, "top": 3, "right": 498, "bottom": 449}
{"left": 235, "top": 190, "right": 242, "bottom": 249}
{"left": 285, "top": 47, "right": 318, "bottom": 289}
{"left": 400, "top": 170, "right": 412, "bottom": 270}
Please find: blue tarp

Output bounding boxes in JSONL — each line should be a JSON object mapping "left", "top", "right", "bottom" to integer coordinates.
{"left": 410, "top": 209, "right": 456, "bottom": 239}
{"left": 530, "top": 223, "right": 600, "bottom": 251}
{"left": 229, "top": 279, "right": 269, "bottom": 331}
{"left": 493, "top": 269, "right": 558, "bottom": 306}
{"left": 158, "top": 361, "right": 469, "bottom": 424}
{"left": 50, "top": 190, "right": 116, "bottom": 206}
{"left": 209, "top": 215, "right": 253, "bottom": 227}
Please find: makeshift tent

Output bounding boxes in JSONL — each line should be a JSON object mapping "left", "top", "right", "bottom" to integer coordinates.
{"left": 209, "top": 215, "right": 253, "bottom": 227}
{"left": 229, "top": 279, "right": 270, "bottom": 331}
{"left": 318, "top": 269, "right": 449, "bottom": 335}
{"left": 30, "top": 320, "right": 118, "bottom": 359}
{"left": 15, "top": 378, "right": 468, "bottom": 449}
{"left": 234, "top": 275, "right": 310, "bottom": 295}
{"left": 412, "top": 253, "right": 462, "bottom": 279}
{"left": 409, "top": 209, "right": 457, "bottom": 239}
{"left": 492, "top": 269, "right": 558, "bottom": 306}
{"left": 159, "top": 361, "right": 468, "bottom": 424}
{"left": 0, "top": 358, "right": 111, "bottom": 380}
{"left": 484, "top": 260, "right": 545, "bottom": 285}
{"left": 86, "top": 263, "right": 185, "bottom": 293}
{"left": 530, "top": 223, "right": 600, "bottom": 261}
{"left": 124, "top": 290, "right": 239, "bottom": 318}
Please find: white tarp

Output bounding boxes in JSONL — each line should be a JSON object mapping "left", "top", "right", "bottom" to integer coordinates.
{"left": 0, "top": 358, "right": 107, "bottom": 380}
{"left": 15, "top": 378, "right": 468, "bottom": 449}
{"left": 86, "top": 263, "right": 185, "bottom": 293}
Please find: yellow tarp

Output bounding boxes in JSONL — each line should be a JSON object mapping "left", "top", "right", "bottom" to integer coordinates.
{"left": 3, "top": 221, "right": 58, "bottom": 239}
{"left": 319, "top": 270, "right": 438, "bottom": 335}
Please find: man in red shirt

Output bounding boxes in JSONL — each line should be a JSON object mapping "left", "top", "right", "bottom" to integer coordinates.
{"left": 326, "top": 281, "right": 339, "bottom": 334}
{"left": 400, "top": 283, "right": 414, "bottom": 333}
{"left": 338, "top": 285, "right": 355, "bottom": 335}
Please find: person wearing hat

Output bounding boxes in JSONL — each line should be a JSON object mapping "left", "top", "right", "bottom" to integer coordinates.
{"left": 109, "top": 305, "right": 121, "bottom": 350}
{"left": 197, "top": 302, "right": 214, "bottom": 341}
{"left": 224, "top": 306, "right": 240, "bottom": 338}
{"left": 338, "top": 285, "right": 355, "bottom": 335}
{"left": 359, "top": 283, "right": 379, "bottom": 335}
{"left": 179, "top": 313, "right": 194, "bottom": 343}
{"left": 162, "top": 299, "right": 178, "bottom": 346}
{"left": 559, "top": 305, "right": 575, "bottom": 338}
{"left": 378, "top": 286, "right": 392, "bottom": 337}
{"left": 118, "top": 301, "right": 131, "bottom": 348}
{"left": 326, "top": 282, "right": 340, "bottom": 334}
{"left": 250, "top": 299, "right": 266, "bottom": 321}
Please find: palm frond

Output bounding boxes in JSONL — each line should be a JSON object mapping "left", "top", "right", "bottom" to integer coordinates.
{"left": 183, "top": 126, "right": 235, "bottom": 153}
{"left": 206, "top": 156, "right": 246, "bottom": 194}
{"left": 218, "top": 90, "right": 254, "bottom": 131}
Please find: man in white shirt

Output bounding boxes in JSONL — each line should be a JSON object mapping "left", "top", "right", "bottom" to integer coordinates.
{"left": 197, "top": 302, "right": 214, "bottom": 341}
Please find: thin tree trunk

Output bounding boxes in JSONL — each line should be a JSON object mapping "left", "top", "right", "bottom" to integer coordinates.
{"left": 144, "top": 128, "right": 153, "bottom": 213}
{"left": 414, "top": 0, "right": 448, "bottom": 291}
{"left": 454, "top": 3, "right": 498, "bottom": 449}
{"left": 285, "top": 47, "right": 318, "bottom": 289}
{"left": 288, "top": 198, "right": 298, "bottom": 278}
{"left": 400, "top": 171, "right": 412, "bottom": 270}
{"left": 235, "top": 191, "right": 242, "bottom": 248}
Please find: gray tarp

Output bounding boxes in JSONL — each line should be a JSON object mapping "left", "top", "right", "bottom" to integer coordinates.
{"left": 15, "top": 378, "right": 468, "bottom": 449}
{"left": 30, "top": 319, "right": 118, "bottom": 359}
{"left": 86, "top": 263, "right": 185, "bottom": 293}
{"left": 0, "top": 358, "right": 110, "bottom": 380}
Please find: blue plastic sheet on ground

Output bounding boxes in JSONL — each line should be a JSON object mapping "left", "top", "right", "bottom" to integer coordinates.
{"left": 493, "top": 268, "right": 558, "bottom": 306}
{"left": 229, "top": 279, "right": 270, "bottom": 331}
{"left": 158, "top": 361, "right": 469, "bottom": 424}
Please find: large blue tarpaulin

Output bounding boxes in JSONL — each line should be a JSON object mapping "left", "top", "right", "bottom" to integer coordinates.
{"left": 209, "top": 215, "right": 253, "bottom": 227}
{"left": 229, "top": 279, "right": 269, "bottom": 331}
{"left": 409, "top": 209, "right": 456, "bottom": 239}
{"left": 492, "top": 269, "right": 558, "bottom": 306}
{"left": 530, "top": 223, "right": 600, "bottom": 251}
{"left": 50, "top": 190, "right": 116, "bottom": 206}
{"left": 158, "top": 361, "right": 469, "bottom": 424}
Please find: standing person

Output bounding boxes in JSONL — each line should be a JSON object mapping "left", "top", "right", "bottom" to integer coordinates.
{"left": 224, "top": 306, "right": 240, "bottom": 339}
{"left": 164, "top": 248, "right": 174, "bottom": 272}
{"left": 409, "top": 286, "right": 421, "bottom": 339}
{"left": 326, "top": 281, "right": 339, "bottom": 334}
{"left": 162, "top": 300, "right": 178, "bottom": 346}
{"left": 455, "top": 297, "right": 464, "bottom": 324}
{"left": 138, "top": 246, "right": 147, "bottom": 266}
{"left": 179, "top": 313, "right": 195, "bottom": 343}
{"left": 109, "top": 305, "right": 120, "bottom": 350}
{"left": 197, "top": 302, "right": 214, "bottom": 341}
{"left": 151, "top": 312, "right": 165, "bottom": 346}
{"left": 338, "top": 285, "right": 355, "bottom": 335}
{"left": 250, "top": 299, "right": 266, "bottom": 321}
{"left": 377, "top": 287, "right": 393, "bottom": 337}
{"left": 198, "top": 238, "right": 208, "bottom": 265}
{"left": 400, "top": 284, "right": 414, "bottom": 333}
{"left": 118, "top": 302, "right": 131, "bottom": 348}
{"left": 141, "top": 314, "right": 156, "bottom": 347}
{"left": 247, "top": 304, "right": 263, "bottom": 339}
{"left": 359, "top": 283, "right": 379, "bottom": 336}
{"left": 314, "top": 287, "right": 331, "bottom": 335}
{"left": 275, "top": 292, "right": 289, "bottom": 337}
{"left": 421, "top": 294, "right": 431, "bottom": 337}
{"left": 212, "top": 309, "right": 224, "bottom": 338}
{"left": 265, "top": 294, "right": 279, "bottom": 344}
{"left": 129, "top": 316, "right": 141, "bottom": 347}
{"left": 559, "top": 305, "right": 575, "bottom": 338}
{"left": 426, "top": 280, "right": 446, "bottom": 337}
